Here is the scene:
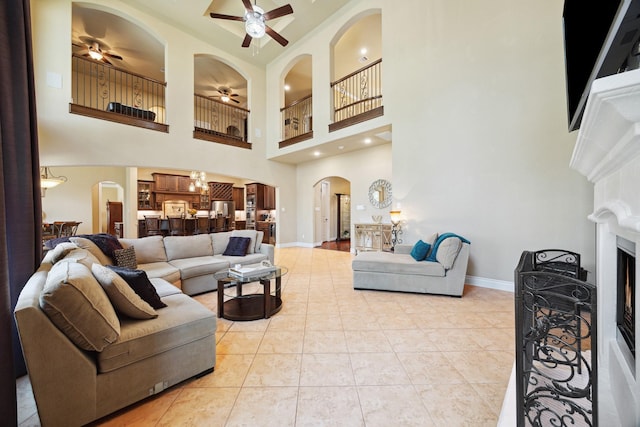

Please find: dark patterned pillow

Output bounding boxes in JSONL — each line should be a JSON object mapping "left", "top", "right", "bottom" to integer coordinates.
{"left": 223, "top": 237, "right": 251, "bottom": 256}
{"left": 106, "top": 265, "right": 167, "bottom": 309}
{"left": 113, "top": 246, "right": 137, "bottom": 269}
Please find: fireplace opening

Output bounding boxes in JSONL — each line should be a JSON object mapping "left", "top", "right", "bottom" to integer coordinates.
{"left": 617, "top": 236, "right": 636, "bottom": 358}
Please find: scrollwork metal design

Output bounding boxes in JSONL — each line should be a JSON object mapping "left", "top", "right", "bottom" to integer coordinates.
{"left": 515, "top": 251, "right": 597, "bottom": 427}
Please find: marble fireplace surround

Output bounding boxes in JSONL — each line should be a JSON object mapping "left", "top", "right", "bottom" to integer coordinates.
{"left": 570, "top": 67, "right": 640, "bottom": 426}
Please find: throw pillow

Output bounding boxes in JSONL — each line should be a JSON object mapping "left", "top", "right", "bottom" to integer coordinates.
{"left": 425, "top": 232, "right": 470, "bottom": 262}
{"left": 70, "top": 237, "right": 113, "bottom": 265}
{"left": 410, "top": 240, "right": 431, "bottom": 261}
{"left": 223, "top": 236, "right": 251, "bottom": 256}
{"left": 106, "top": 265, "right": 167, "bottom": 309}
{"left": 231, "top": 230, "right": 258, "bottom": 254}
{"left": 435, "top": 237, "right": 463, "bottom": 269}
{"left": 46, "top": 241, "right": 79, "bottom": 264}
{"left": 40, "top": 261, "right": 120, "bottom": 351}
{"left": 114, "top": 246, "right": 137, "bottom": 269}
{"left": 91, "top": 264, "right": 157, "bottom": 319}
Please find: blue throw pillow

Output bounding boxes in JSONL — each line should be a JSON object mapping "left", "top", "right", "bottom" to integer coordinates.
{"left": 410, "top": 240, "right": 431, "bottom": 261}
{"left": 223, "top": 236, "right": 251, "bottom": 256}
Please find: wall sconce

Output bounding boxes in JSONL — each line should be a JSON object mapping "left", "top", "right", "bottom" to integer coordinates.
{"left": 389, "top": 210, "right": 403, "bottom": 250}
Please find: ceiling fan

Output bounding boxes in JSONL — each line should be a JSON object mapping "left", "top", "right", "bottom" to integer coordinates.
{"left": 72, "top": 39, "right": 123, "bottom": 65}
{"left": 210, "top": 87, "right": 240, "bottom": 104}
{"left": 209, "top": 0, "right": 293, "bottom": 48}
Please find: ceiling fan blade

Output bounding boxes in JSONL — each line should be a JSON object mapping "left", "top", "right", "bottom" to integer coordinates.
{"left": 265, "top": 26, "right": 288, "bottom": 47}
{"left": 242, "top": 0, "right": 254, "bottom": 12}
{"left": 101, "top": 57, "right": 113, "bottom": 66}
{"left": 230, "top": 94, "right": 239, "bottom": 97}
{"left": 209, "top": 12, "right": 244, "bottom": 21}
{"left": 241, "top": 33, "right": 252, "bottom": 48}
{"left": 230, "top": 98, "right": 240, "bottom": 104}
{"left": 104, "top": 52, "right": 123, "bottom": 60}
{"left": 72, "top": 42, "right": 85, "bottom": 48}
{"left": 263, "top": 4, "right": 293, "bottom": 20}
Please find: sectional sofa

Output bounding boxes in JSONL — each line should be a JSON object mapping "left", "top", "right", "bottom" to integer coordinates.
{"left": 14, "top": 230, "right": 273, "bottom": 426}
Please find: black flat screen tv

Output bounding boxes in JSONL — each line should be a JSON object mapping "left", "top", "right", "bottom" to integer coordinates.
{"left": 563, "top": 0, "right": 640, "bottom": 131}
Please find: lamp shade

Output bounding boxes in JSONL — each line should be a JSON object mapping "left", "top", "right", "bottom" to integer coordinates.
{"left": 390, "top": 210, "right": 401, "bottom": 224}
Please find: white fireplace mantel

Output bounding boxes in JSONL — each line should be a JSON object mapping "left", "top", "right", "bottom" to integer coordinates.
{"left": 570, "top": 68, "right": 640, "bottom": 184}
{"left": 570, "top": 67, "right": 640, "bottom": 426}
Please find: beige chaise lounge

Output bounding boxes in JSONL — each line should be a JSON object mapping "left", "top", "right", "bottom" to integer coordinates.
{"left": 352, "top": 234, "right": 470, "bottom": 297}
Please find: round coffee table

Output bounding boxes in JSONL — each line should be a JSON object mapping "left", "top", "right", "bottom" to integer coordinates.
{"left": 216, "top": 265, "right": 287, "bottom": 321}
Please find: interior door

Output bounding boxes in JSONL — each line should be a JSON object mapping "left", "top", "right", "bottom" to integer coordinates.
{"left": 321, "top": 181, "right": 330, "bottom": 242}
{"left": 106, "top": 201, "right": 123, "bottom": 236}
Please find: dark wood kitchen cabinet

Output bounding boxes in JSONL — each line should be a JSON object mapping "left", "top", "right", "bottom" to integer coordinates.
{"left": 233, "top": 187, "right": 245, "bottom": 210}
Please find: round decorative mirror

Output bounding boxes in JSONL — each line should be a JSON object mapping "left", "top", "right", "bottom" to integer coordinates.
{"left": 368, "top": 179, "right": 392, "bottom": 208}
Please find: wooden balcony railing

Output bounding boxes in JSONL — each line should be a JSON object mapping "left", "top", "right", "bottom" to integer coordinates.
{"left": 193, "top": 94, "right": 251, "bottom": 149}
{"left": 70, "top": 54, "right": 168, "bottom": 132}
{"left": 279, "top": 95, "right": 313, "bottom": 148}
{"left": 330, "top": 58, "right": 383, "bottom": 132}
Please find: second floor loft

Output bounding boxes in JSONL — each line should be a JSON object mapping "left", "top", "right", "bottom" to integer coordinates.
{"left": 70, "top": 54, "right": 384, "bottom": 153}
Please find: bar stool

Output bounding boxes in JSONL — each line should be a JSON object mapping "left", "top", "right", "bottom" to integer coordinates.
{"left": 168, "top": 216, "right": 186, "bottom": 236}
{"left": 144, "top": 215, "right": 163, "bottom": 236}
{"left": 193, "top": 216, "right": 211, "bottom": 235}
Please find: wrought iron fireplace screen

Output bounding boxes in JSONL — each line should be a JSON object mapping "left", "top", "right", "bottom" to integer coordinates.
{"left": 515, "top": 249, "right": 597, "bottom": 427}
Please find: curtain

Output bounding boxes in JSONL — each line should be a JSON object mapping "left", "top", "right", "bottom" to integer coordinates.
{"left": 0, "top": 0, "right": 42, "bottom": 424}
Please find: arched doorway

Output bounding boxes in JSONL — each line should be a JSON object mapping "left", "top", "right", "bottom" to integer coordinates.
{"left": 313, "top": 176, "right": 351, "bottom": 251}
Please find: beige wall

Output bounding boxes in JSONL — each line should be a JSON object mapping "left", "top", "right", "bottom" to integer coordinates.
{"left": 270, "top": 0, "right": 594, "bottom": 282}
{"left": 33, "top": 0, "right": 595, "bottom": 284}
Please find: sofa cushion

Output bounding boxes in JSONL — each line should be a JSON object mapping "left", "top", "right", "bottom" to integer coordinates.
{"left": 410, "top": 240, "right": 431, "bottom": 261}
{"left": 163, "top": 234, "right": 214, "bottom": 261}
{"left": 218, "top": 252, "right": 268, "bottom": 266}
{"left": 106, "top": 266, "right": 167, "bottom": 309}
{"left": 168, "top": 256, "right": 229, "bottom": 280}
{"left": 137, "top": 262, "right": 181, "bottom": 284}
{"left": 113, "top": 246, "right": 137, "bottom": 269}
{"left": 40, "top": 261, "right": 120, "bottom": 351}
{"left": 119, "top": 236, "right": 167, "bottom": 264}
{"left": 223, "top": 236, "right": 251, "bottom": 256}
{"left": 92, "top": 264, "right": 157, "bottom": 319}
{"left": 231, "top": 230, "right": 258, "bottom": 254}
{"left": 434, "top": 238, "right": 462, "bottom": 269}
{"left": 96, "top": 292, "right": 216, "bottom": 373}
{"left": 352, "top": 252, "right": 446, "bottom": 277}
{"left": 211, "top": 232, "right": 231, "bottom": 255}
{"left": 70, "top": 237, "right": 114, "bottom": 265}
{"left": 150, "top": 278, "right": 183, "bottom": 298}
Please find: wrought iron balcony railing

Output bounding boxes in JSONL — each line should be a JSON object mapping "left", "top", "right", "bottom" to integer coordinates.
{"left": 70, "top": 54, "right": 167, "bottom": 132}
{"left": 279, "top": 95, "right": 312, "bottom": 148}
{"left": 330, "top": 59, "right": 383, "bottom": 132}
{"left": 193, "top": 94, "right": 250, "bottom": 148}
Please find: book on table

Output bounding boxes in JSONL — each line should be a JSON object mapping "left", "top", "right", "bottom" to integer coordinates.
{"left": 229, "top": 265, "right": 276, "bottom": 279}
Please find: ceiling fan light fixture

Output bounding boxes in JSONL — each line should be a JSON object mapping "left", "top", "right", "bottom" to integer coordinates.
{"left": 88, "top": 48, "right": 103, "bottom": 61}
{"left": 245, "top": 6, "right": 265, "bottom": 39}
{"left": 221, "top": 94, "right": 230, "bottom": 102}
{"left": 245, "top": 17, "right": 265, "bottom": 38}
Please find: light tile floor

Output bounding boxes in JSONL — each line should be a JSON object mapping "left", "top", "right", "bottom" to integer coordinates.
{"left": 17, "top": 247, "right": 515, "bottom": 426}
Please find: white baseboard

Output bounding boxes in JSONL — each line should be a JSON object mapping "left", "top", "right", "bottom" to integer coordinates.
{"left": 465, "top": 275, "right": 514, "bottom": 292}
